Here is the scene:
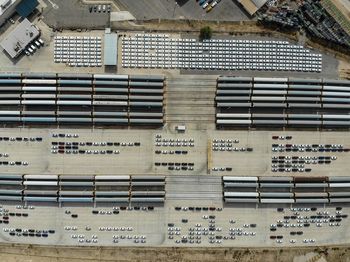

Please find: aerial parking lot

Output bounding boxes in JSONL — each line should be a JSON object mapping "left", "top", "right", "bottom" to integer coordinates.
{"left": 0, "top": 0, "right": 350, "bottom": 258}
{"left": 114, "top": 0, "right": 251, "bottom": 21}
{"left": 42, "top": 0, "right": 109, "bottom": 29}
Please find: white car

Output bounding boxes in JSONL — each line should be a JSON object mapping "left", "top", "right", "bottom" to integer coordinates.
{"left": 202, "top": 2, "right": 209, "bottom": 9}
{"left": 211, "top": 1, "right": 218, "bottom": 7}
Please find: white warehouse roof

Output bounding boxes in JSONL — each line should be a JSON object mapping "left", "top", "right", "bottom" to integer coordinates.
{"left": 104, "top": 28, "right": 118, "bottom": 66}
{"left": 0, "top": 18, "right": 39, "bottom": 58}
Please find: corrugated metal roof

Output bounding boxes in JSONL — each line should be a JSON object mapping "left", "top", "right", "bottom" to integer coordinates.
{"left": 16, "top": 0, "right": 38, "bottom": 17}
{"left": 104, "top": 30, "right": 118, "bottom": 66}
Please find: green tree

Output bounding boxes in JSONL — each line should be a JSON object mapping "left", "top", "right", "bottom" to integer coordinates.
{"left": 199, "top": 26, "right": 212, "bottom": 41}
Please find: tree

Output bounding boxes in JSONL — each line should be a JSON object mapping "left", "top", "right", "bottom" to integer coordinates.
{"left": 199, "top": 26, "right": 212, "bottom": 41}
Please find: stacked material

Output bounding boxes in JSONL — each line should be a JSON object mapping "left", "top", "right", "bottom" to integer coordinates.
{"left": 223, "top": 176, "right": 350, "bottom": 204}
{"left": 0, "top": 174, "right": 166, "bottom": 204}
{"left": 216, "top": 76, "right": 350, "bottom": 129}
{"left": 0, "top": 73, "right": 165, "bottom": 127}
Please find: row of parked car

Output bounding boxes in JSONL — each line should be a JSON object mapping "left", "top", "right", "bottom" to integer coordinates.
{"left": 197, "top": 0, "right": 221, "bottom": 13}
{"left": 89, "top": 4, "right": 111, "bottom": 13}
{"left": 24, "top": 38, "right": 44, "bottom": 56}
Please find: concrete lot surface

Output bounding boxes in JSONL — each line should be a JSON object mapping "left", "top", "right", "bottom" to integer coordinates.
{"left": 0, "top": 4, "right": 348, "bottom": 252}
{"left": 0, "top": 128, "right": 348, "bottom": 177}
{"left": 0, "top": 201, "right": 350, "bottom": 247}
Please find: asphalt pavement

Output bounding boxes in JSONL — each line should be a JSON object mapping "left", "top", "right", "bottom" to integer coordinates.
{"left": 42, "top": 0, "right": 109, "bottom": 29}
{"left": 114, "top": 0, "right": 251, "bottom": 21}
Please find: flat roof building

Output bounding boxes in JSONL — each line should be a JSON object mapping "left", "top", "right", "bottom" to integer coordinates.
{"left": 0, "top": 18, "right": 39, "bottom": 58}
{"left": 103, "top": 28, "right": 118, "bottom": 66}
{"left": 237, "top": 0, "right": 268, "bottom": 15}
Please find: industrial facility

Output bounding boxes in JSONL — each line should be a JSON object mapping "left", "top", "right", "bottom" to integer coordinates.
{"left": 0, "top": 18, "right": 39, "bottom": 58}
{"left": 0, "top": 0, "right": 349, "bottom": 259}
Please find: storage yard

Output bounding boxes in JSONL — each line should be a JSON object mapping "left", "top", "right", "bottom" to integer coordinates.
{"left": 0, "top": 0, "right": 350, "bottom": 260}
{"left": 121, "top": 34, "right": 322, "bottom": 72}
{"left": 0, "top": 73, "right": 165, "bottom": 126}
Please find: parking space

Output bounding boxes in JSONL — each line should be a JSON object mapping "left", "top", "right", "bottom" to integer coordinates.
{"left": 209, "top": 130, "right": 350, "bottom": 177}
{"left": 53, "top": 36, "right": 102, "bottom": 67}
{"left": 0, "top": 124, "right": 349, "bottom": 248}
{"left": 89, "top": 4, "right": 111, "bottom": 14}
{"left": 1, "top": 202, "right": 350, "bottom": 247}
{"left": 0, "top": 128, "right": 348, "bottom": 177}
{"left": 121, "top": 33, "right": 322, "bottom": 72}
{"left": 42, "top": 0, "right": 109, "bottom": 29}
{"left": 114, "top": 0, "right": 250, "bottom": 21}
{"left": 23, "top": 38, "right": 45, "bottom": 57}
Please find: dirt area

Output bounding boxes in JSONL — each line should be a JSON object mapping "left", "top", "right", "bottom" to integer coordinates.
{"left": 332, "top": 0, "right": 350, "bottom": 23}
{"left": 339, "top": 60, "right": 350, "bottom": 80}
{"left": 304, "top": 38, "right": 350, "bottom": 80}
{"left": 113, "top": 20, "right": 299, "bottom": 42}
{"left": 2, "top": 244, "right": 350, "bottom": 262}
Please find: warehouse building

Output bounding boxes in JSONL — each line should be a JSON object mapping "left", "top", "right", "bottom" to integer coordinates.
{"left": 237, "top": 0, "right": 268, "bottom": 16}
{"left": 0, "top": 18, "right": 39, "bottom": 58}
{"left": 103, "top": 28, "right": 118, "bottom": 67}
